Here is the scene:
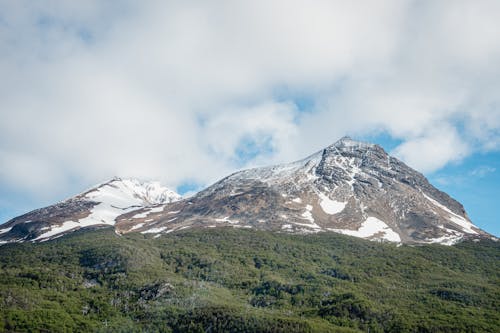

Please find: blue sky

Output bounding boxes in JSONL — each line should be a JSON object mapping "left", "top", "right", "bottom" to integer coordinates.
{"left": 428, "top": 152, "right": 500, "bottom": 236}
{"left": 0, "top": 1, "right": 499, "bottom": 236}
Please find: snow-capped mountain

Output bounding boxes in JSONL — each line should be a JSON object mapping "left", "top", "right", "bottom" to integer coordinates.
{"left": 0, "top": 178, "right": 181, "bottom": 243}
{"left": 0, "top": 137, "right": 494, "bottom": 245}
{"left": 115, "top": 137, "right": 491, "bottom": 245}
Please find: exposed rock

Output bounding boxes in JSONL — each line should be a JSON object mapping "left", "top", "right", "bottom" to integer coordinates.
{"left": 116, "top": 137, "right": 491, "bottom": 245}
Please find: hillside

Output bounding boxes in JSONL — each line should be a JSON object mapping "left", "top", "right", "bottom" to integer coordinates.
{"left": 0, "top": 227, "right": 498, "bottom": 332}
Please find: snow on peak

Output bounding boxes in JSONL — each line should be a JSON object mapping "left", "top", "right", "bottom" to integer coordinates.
{"left": 223, "top": 151, "right": 323, "bottom": 185}
{"left": 34, "top": 178, "right": 181, "bottom": 241}
{"left": 218, "top": 137, "right": 376, "bottom": 187}
{"left": 98, "top": 177, "right": 181, "bottom": 205}
{"left": 332, "top": 136, "right": 375, "bottom": 149}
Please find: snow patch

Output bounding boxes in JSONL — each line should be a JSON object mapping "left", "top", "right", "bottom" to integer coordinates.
{"left": 424, "top": 234, "right": 463, "bottom": 246}
{"left": 233, "top": 225, "right": 252, "bottom": 229}
{"left": 297, "top": 228, "right": 321, "bottom": 234}
{"left": 141, "top": 227, "right": 168, "bottom": 234}
{"left": 318, "top": 192, "right": 346, "bottom": 215}
{"left": 328, "top": 217, "right": 401, "bottom": 242}
{"left": 129, "top": 223, "right": 145, "bottom": 231}
{"left": 132, "top": 211, "right": 149, "bottom": 219}
{"left": 0, "top": 227, "right": 12, "bottom": 234}
{"left": 215, "top": 216, "right": 239, "bottom": 224}
{"left": 292, "top": 222, "right": 321, "bottom": 229}
{"left": 132, "top": 206, "right": 165, "bottom": 219}
{"left": 33, "top": 221, "right": 81, "bottom": 240}
{"left": 422, "top": 193, "right": 477, "bottom": 234}
{"left": 296, "top": 205, "right": 322, "bottom": 230}
{"left": 301, "top": 205, "right": 314, "bottom": 223}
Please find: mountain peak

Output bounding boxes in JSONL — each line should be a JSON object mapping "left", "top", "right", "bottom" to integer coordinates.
{"left": 319, "top": 137, "right": 387, "bottom": 169}
{"left": 140, "top": 136, "right": 488, "bottom": 245}
{"left": 336, "top": 135, "right": 355, "bottom": 143}
{"left": 331, "top": 136, "right": 376, "bottom": 150}
{"left": 0, "top": 178, "right": 181, "bottom": 243}
{"left": 93, "top": 177, "right": 181, "bottom": 205}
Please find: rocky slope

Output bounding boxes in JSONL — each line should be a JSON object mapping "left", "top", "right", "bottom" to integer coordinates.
{"left": 0, "top": 137, "right": 494, "bottom": 245}
{"left": 116, "top": 137, "right": 491, "bottom": 245}
{"left": 0, "top": 178, "right": 180, "bottom": 243}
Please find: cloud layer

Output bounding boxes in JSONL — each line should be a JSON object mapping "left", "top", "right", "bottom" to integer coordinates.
{"left": 1, "top": 0, "right": 500, "bottom": 199}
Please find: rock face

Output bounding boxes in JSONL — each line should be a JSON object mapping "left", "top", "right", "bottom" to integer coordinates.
{"left": 0, "top": 178, "right": 180, "bottom": 243}
{"left": 0, "top": 137, "right": 494, "bottom": 245}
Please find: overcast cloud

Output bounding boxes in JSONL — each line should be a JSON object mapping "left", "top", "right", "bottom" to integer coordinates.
{"left": 1, "top": 0, "right": 500, "bottom": 200}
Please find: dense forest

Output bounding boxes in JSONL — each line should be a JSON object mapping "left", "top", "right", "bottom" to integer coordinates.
{"left": 0, "top": 227, "right": 498, "bottom": 332}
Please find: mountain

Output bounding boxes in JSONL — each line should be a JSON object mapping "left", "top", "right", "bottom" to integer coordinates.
{"left": 116, "top": 137, "right": 491, "bottom": 245}
{"left": 0, "top": 178, "right": 180, "bottom": 243}
{"left": 0, "top": 137, "right": 494, "bottom": 245}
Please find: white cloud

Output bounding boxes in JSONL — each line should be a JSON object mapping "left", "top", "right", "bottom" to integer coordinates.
{"left": 391, "top": 127, "right": 470, "bottom": 173}
{"left": 0, "top": 150, "right": 66, "bottom": 195}
{"left": 199, "top": 101, "right": 299, "bottom": 166}
{"left": 0, "top": 0, "right": 499, "bottom": 203}
{"left": 470, "top": 166, "right": 496, "bottom": 178}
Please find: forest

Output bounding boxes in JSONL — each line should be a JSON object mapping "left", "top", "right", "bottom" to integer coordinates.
{"left": 0, "top": 227, "right": 498, "bottom": 332}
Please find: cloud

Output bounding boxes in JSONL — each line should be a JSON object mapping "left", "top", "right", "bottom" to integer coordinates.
{"left": 391, "top": 127, "right": 470, "bottom": 173}
{"left": 199, "top": 101, "right": 299, "bottom": 167}
{"left": 470, "top": 166, "right": 496, "bottom": 178}
{"left": 0, "top": 150, "right": 65, "bottom": 195}
{"left": 0, "top": 0, "right": 499, "bottom": 203}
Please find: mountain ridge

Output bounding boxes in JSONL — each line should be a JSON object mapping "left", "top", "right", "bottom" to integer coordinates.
{"left": 0, "top": 177, "right": 181, "bottom": 243}
{"left": 114, "top": 137, "right": 490, "bottom": 245}
{"left": 0, "top": 137, "right": 495, "bottom": 245}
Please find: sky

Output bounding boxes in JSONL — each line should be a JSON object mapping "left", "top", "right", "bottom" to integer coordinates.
{"left": 0, "top": 1, "right": 499, "bottom": 236}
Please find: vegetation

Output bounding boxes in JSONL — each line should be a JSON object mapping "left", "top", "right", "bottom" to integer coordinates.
{"left": 0, "top": 227, "right": 498, "bottom": 332}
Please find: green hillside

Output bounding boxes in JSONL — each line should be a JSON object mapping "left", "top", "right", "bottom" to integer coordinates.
{"left": 0, "top": 228, "right": 498, "bottom": 332}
